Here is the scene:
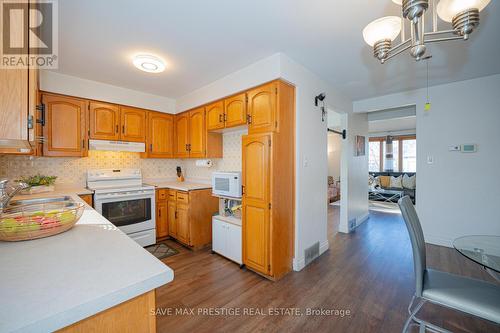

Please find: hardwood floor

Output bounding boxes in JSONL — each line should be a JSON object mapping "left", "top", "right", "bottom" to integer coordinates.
{"left": 156, "top": 205, "right": 500, "bottom": 333}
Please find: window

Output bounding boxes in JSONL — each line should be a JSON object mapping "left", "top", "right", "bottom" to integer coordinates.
{"left": 369, "top": 141, "right": 381, "bottom": 172}
{"left": 369, "top": 136, "right": 416, "bottom": 172}
{"left": 391, "top": 140, "right": 399, "bottom": 172}
{"left": 402, "top": 139, "right": 416, "bottom": 172}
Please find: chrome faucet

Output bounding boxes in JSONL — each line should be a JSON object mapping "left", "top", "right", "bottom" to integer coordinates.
{"left": 0, "top": 179, "right": 29, "bottom": 211}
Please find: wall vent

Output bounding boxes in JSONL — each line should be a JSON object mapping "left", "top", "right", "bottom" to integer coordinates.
{"left": 304, "top": 242, "right": 320, "bottom": 266}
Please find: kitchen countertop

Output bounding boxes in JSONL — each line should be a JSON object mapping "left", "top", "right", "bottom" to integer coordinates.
{"left": 0, "top": 187, "right": 174, "bottom": 333}
{"left": 14, "top": 184, "right": 93, "bottom": 198}
{"left": 144, "top": 178, "right": 211, "bottom": 191}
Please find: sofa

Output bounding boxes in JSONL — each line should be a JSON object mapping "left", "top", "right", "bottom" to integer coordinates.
{"left": 369, "top": 172, "right": 416, "bottom": 203}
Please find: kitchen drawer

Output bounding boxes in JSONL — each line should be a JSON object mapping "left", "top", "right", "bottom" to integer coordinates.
{"left": 176, "top": 191, "right": 189, "bottom": 204}
{"left": 157, "top": 189, "right": 168, "bottom": 201}
{"left": 168, "top": 190, "right": 176, "bottom": 201}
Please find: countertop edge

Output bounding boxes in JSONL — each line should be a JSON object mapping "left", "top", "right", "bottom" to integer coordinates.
{"left": 18, "top": 269, "right": 173, "bottom": 333}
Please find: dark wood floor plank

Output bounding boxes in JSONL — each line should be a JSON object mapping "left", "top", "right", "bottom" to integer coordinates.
{"left": 155, "top": 205, "right": 500, "bottom": 333}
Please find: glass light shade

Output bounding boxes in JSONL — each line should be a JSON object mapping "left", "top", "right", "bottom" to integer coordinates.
{"left": 363, "top": 16, "right": 402, "bottom": 47}
{"left": 392, "top": 0, "right": 402, "bottom": 5}
{"left": 437, "top": 0, "right": 491, "bottom": 22}
{"left": 132, "top": 54, "right": 166, "bottom": 73}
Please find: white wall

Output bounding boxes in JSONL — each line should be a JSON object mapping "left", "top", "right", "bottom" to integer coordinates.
{"left": 354, "top": 74, "right": 500, "bottom": 246}
{"left": 328, "top": 133, "right": 341, "bottom": 181}
{"left": 339, "top": 113, "right": 369, "bottom": 233}
{"left": 174, "top": 53, "right": 359, "bottom": 271}
{"left": 176, "top": 54, "right": 281, "bottom": 112}
{"left": 40, "top": 71, "right": 176, "bottom": 113}
{"left": 279, "top": 55, "right": 353, "bottom": 270}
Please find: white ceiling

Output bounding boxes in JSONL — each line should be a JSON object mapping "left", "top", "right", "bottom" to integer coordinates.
{"left": 54, "top": 0, "right": 500, "bottom": 101}
{"left": 369, "top": 116, "right": 416, "bottom": 133}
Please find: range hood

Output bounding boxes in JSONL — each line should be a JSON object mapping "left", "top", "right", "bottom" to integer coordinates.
{"left": 89, "top": 139, "right": 145, "bottom": 153}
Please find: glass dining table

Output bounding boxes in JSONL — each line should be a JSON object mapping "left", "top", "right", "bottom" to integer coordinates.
{"left": 453, "top": 235, "right": 500, "bottom": 282}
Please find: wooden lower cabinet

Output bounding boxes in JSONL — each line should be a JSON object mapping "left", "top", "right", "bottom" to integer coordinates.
{"left": 58, "top": 290, "right": 156, "bottom": 333}
{"left": 78, "top": 194, "right": 93, "bottom": 207}
{"left": 156, "top": 188, "right": 218, "bottom": 248}
{"left": 175, "top": 204, "right": 190, "bottom": 245}
{"left": 156, "top": 201, "right": 168, "bottom": 239}
{"left": 167, "top": 200, "right": 177, "bottom": 238}
{"left": 242, "top": 134, "right": 271, "bottom": 275}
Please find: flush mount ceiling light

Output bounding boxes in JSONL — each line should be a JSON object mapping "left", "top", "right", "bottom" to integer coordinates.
{"left": 363, "top": 0, "right": 491, "bottom": 63}
{"left": 132, "top": 54, "right": 165, "bottom": 73}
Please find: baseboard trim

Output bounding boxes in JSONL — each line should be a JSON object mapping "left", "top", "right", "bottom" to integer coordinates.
{"left": 356, "top": 213, "right": 369, "bottom": 227}
{"left": 293, "top": 239, "right": 329, "bottom": 271}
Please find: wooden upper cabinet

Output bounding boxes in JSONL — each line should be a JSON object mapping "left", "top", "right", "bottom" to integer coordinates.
{"left": 89, "top": 102, "right": 120, "bottom": 140}
{"left": 174, "top": 112, "right": 190, "bottom": 158}
{"left": 206, "top": 101, "right": 225, "bottom": 131}
{"left": 41, "top": 94, "right": 88, "bottom": 157}
{"left": 242, "top": 133, "right": 271, "bottom": 275}
{"left": 120, "top": 107, "right": 146, "bottom": 142}
{"left": 147, "top": 112, "right": 174, "bottom": 158}
{"left": 0, "top": 4, "right": 36, "bottom": 154}
{"left": 0, "top": 69, "right": 28, "bottom": 143}
{"left": 224, "top": 93, "right": 247, "bottom": 128}
{"left": 188, "top": 107, "right": 206, "bottom": 158}
{"left": 247, "top": 82, "right": 277, "bottom": 134}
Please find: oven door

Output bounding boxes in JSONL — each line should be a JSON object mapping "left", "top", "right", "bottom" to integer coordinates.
{"left": 94, "top": 190, "right": 155, "bottom": 235}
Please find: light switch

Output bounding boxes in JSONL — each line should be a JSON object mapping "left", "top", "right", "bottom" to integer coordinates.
{"left": 461, "top": 144, "right": 477, "bottom": 153}
{"left": 303, "top": 157, "right": 309, "bottom": 167}
{"left": 427, "top": 155, "right": 434, "bottom": 164}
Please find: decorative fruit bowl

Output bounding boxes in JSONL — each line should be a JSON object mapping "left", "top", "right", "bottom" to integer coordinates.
{"left": 0, "top": 201, "right": 85, "bottom": 241}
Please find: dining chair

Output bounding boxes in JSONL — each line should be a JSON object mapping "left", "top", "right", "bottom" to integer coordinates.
{"left": 398, "top": 196, "right": 500, "bottom": 333}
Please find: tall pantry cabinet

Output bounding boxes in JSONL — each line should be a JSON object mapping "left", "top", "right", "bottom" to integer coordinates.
{"left": 242, "top": 80, "right": 295, "bottom": 280}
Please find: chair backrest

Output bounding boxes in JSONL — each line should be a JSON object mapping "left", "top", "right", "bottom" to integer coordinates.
{"left": 398, "top": 196, "right": 427, "bottom": 297}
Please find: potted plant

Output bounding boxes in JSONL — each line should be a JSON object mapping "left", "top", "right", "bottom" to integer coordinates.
{"left": 17, "top": 174, "right": 57, "bottom": 194}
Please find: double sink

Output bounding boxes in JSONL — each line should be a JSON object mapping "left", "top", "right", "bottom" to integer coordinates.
{"left": 8, "top": 196, "right": 74, "bottom": 207}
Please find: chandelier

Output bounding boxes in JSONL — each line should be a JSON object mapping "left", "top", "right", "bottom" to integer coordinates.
{"left": 362, "top": 0, "right": 491, "bottom": 63}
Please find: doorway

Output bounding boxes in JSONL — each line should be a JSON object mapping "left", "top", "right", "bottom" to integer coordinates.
{"left": 327, "top": 109, "right": 346, "bottom": 236}
{"left": 367, "top": 106, "right": 417, "bottom": 214}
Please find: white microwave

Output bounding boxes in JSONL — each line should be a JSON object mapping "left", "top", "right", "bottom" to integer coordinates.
{"left": 212, "top": 172, "right": 242, "bottom": 198}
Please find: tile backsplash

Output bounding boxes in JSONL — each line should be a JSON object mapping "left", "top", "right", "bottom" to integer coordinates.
{"left": 0, "top": 129, "right": 246, "bottom": 186}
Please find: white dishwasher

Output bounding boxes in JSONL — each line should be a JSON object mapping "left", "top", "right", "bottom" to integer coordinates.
{"left": 212, "top": 215, "right": 242, "bottom": 266}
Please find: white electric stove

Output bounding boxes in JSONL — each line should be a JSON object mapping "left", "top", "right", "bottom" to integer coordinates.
{"left": 87, "top": 169, "right": 156, "bottom": 247}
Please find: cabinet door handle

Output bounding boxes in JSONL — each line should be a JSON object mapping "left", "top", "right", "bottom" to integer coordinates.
{"left": 223, "top": 113, "right": 227, "bottom": 122}
{"left": 175, "top": 211, "right": 178, "bottom": 219}
{"left": 159, "top": 209, "right": 161, "bottom": 217}
{"left": 122, "top": 125, "right": 125, "bottom": 134}
{"left": 36, "top": 104, "right": 46, "bottom": 126}
{"left": 82, "top": 139, "right": 85, "bottom": 149}
{"left": 219, "top": 114, "right": 223, "bottom": 123}
{"left": 150, "top": 143, "right": 153, "bottom": 152}
{"left": 185, "top": 144, "right": 188, "bottom": 152}
{"left": 115, "top": 125, "right": 118, "bottom": 133}
{"left": 246, "top": 114, "right": 252, "bottom": 124}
